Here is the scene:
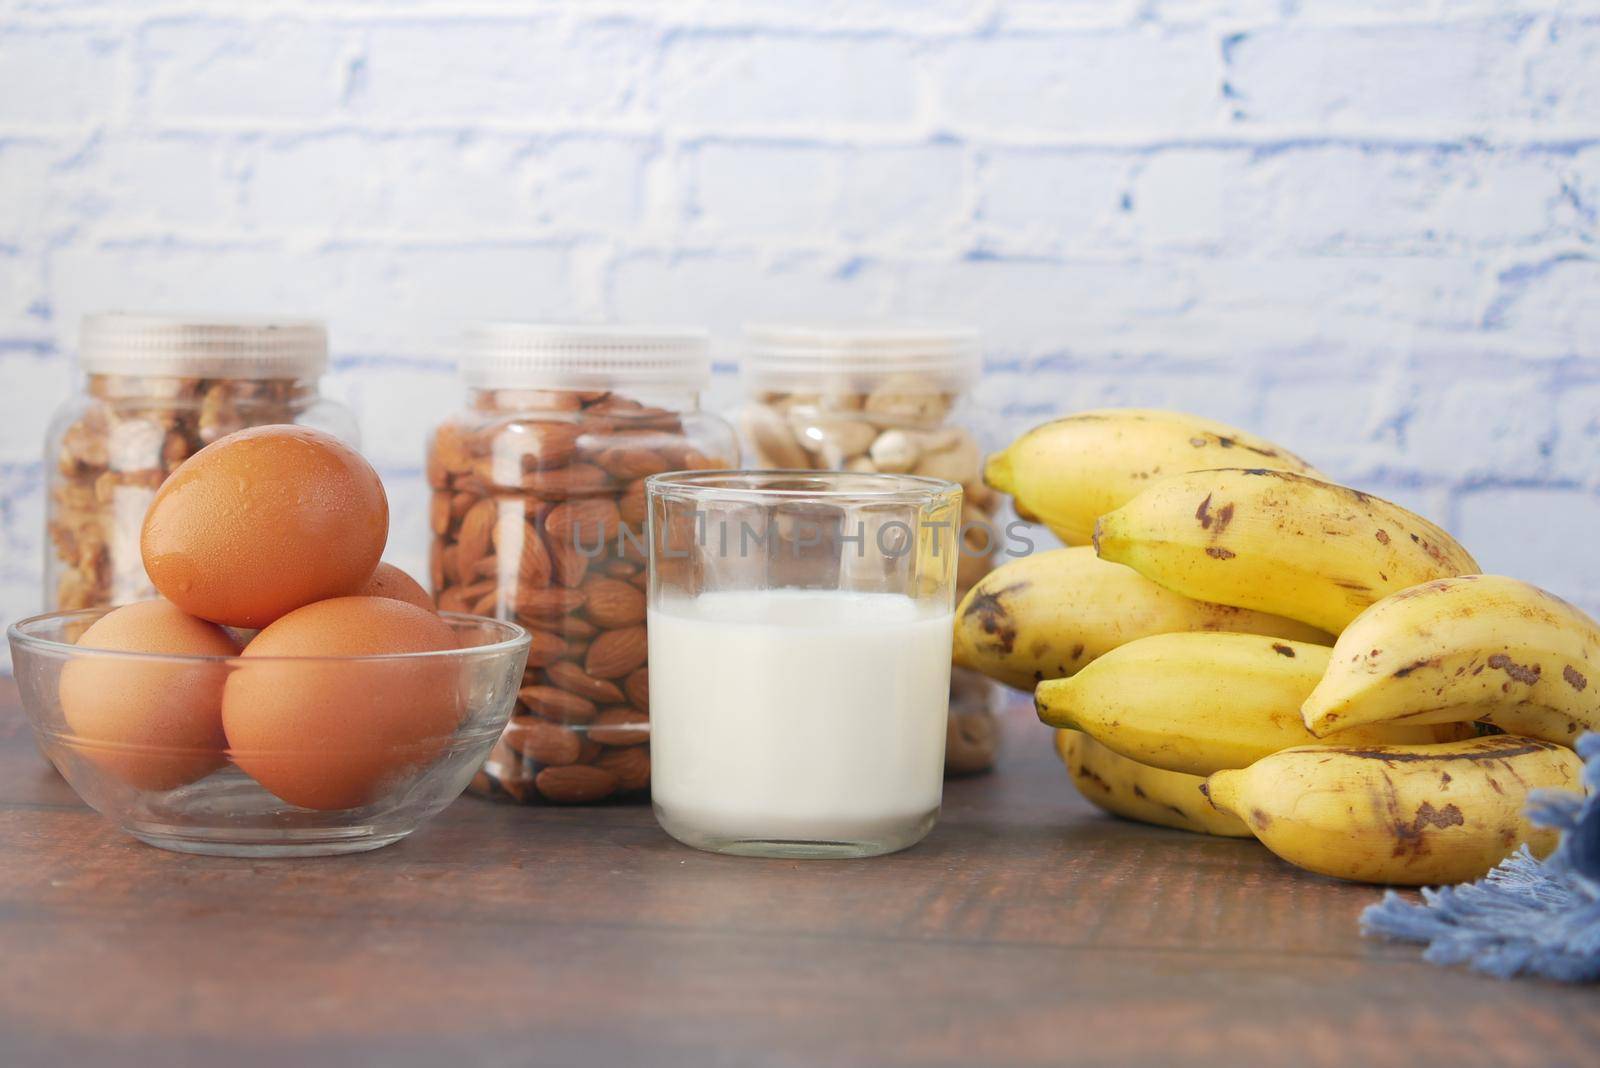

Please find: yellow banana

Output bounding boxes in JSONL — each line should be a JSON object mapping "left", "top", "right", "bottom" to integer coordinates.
{"left": 1094, "top": 468, "right": 1479, "bottom": 634}
{"left": 1055, "top": 729, "right": 1250, "bottom": 837}
{"left": 1204, "top": 735, "right": 1585, "bottom": 885}
{"left": 1302, "top": 574, "right": 1600, "bottom": 746}
{"left": 984, "top": 408, "right": 1319, "bottom": 545}
{"left": 1034, "top": 632, "right": 1468, "bottom": 776}
{"left": 953, "top": 547, "right": 1331, "bottom": 690}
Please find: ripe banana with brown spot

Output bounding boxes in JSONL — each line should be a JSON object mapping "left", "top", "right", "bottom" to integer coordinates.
{"left": 953, "top": 546, "right": 1331, "bottom": 690}
{"left": 1034, "top": 632, "right": 1469, "bottom": 777}
{"left": 983, "top": 408, "right": 1320, "bottom": 545}
{"left": 1093, "top": 468, "right": 1479, "bottom": 634}
{"left": 1302, "top": 574, "right": 1600, "bottom": 746}
{"left": 1203, "top": 735, "right": 1585, "bottom": 885}
{"left": 1055, "top": 729, "right": 1250, "bottom": 838}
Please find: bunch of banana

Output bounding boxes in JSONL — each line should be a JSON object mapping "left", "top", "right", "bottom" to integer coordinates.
{"left": 952, "top": 547, "right": 1329, "bottom": 690}
{"left": 1055, "top": 729, "right": 1249, "bottom": 838}
{"left": 1093, "top": 468, "right": 1479, "bottom": 634}
{"left": 1035, "top": 632, "right": 1466, "bottom": 776}
{"left": 1204, "top": 736, "right": 1584, "bottom": 885}
{"left": 1303, "top": 574, "right": 1600, "bottom": 745}
{"left": 983, "top": 409, "right": 1320, "bottom": 545}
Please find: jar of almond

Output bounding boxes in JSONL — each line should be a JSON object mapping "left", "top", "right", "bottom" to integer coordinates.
{"left": 738, "top": 325, "right": 1004, "bottom": 776}
{"left": 44, "top": 314, "right": 357, "bottom": 613}
{"left": 432, "top": 324, "right": 738, "bottom": 805}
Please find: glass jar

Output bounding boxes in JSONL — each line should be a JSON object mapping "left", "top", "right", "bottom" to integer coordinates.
{"left": 44, "top": 314, "right": 355, "bottom": 612}
{"left": 429, "top": 324, "right": 739, "bottom": 805}
{"left": 738, "top": 325, "right": 1003, "bottom": 776}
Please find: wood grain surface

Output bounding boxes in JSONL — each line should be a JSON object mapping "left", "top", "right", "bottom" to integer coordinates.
{"left": 0, "top": 678, "right": 1592, "bottom": 1068}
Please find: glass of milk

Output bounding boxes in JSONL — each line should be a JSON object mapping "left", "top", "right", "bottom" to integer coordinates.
{"left": 645, "top": 470, "right": 963, "bottom": 858}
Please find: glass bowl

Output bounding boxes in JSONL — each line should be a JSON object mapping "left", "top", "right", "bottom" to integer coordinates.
{"left": 8, "top": 609, "right": 529, "bottom": 857}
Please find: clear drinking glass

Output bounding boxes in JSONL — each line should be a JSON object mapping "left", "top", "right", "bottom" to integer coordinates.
{"left": 645, "top": 470, "right": 963, "bottom": 859}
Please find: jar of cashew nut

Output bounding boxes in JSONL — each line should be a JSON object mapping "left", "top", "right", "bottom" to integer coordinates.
{"left": 45, "top": 313, "right": 356, "bottom": 612}
{"left": 431, "top": 324, "right": 738, "bottom": 805}
{"left": 738, "top": 325, "right": 1003, "bottom": 776}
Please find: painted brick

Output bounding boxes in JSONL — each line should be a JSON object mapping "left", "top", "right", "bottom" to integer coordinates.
{"left": 656, "top": 33, "right": 919, "bottom": 128}
{"left": 49, "top": 242, "right": 586, "bottom": 359}
{"left": 141, "top": 18, "right": 356, "bottom": 120}
{"left": 1224, "top": 21, "right": 1528, "bottom": 127}
{"left": 976, "top": 149, "right": 1135, "bottom": 253}
{"left": 929, "top": 28, "right": 1223, "bottom": 135}
{"left": 0, "top": 354, "right": 69, "bottom": 464}
{"left": 688, "top": 143, "right": 838, "bottom": 237}
{"left": 0, "top": 27, "right": 120, "bottom": 124}
{"left": 1549, "top": 379, "right": 1600, "bottom": 486}
{"left": 1456, "top": 486, "right": 1600, "bottom": 600}
{"left": 1391, "top": 374, "right": 1557, "bottom": 481}
{"left": 2, "top": 0, "right": 1600, "bottom": 662}
{"left": 1483, "top": 254, "right": 1600, "bottom": 353}
{"left": 835, "top": 144, "right": 966, "bottom": 246}
{"left": 353, "top": 18, "right": 651, "bottom": 120}
{"left": 609, "top": 250, "right": 893, "bottom": 345}
{"left": 89, "top": 134, "right": 241, "bottom": 231}
{"left": 0, "top": 250, "right": 49, "bottom": 336}
{"left": 1524, "top": 17, "right": 1600, "bottom": 124}
{"left": 1250, "top": 147, "right": 1567, "bottom": 253}
{"left": 895, "top": 257, "right": 1197, "bottom": 354}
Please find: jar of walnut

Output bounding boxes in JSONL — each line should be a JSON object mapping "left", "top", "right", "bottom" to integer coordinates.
{"left": 738, "top": 325, "right": 1004, "bottom": 776}
{"left": 45, "top": 314, "right": 356, "bottom": 612}
{"left": 433, "top": 324, "right": 737, "bottom": 805}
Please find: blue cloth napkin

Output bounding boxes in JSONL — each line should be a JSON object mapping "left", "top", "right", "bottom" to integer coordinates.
{"left": 1361, "top": 733, "right": 1600, "bottom": 982}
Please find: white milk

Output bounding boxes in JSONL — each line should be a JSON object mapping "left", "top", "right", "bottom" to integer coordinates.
{"left": 649, "top": 589, "right": 953, "bottom": 845}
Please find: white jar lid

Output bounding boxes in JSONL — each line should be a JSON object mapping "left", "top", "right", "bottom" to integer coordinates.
{"left": 742, "top": 324, "right": 981, "bottom": 392}
{"left": 457, "top": 323, "right": 711, "bottom": 391}
{"left": 78, "top": 313, "right": 328, "bottom": 379}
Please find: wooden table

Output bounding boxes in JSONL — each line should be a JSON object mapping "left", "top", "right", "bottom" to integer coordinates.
{"left": 0, "top": 679, "right": 1592, "bottom": 1067}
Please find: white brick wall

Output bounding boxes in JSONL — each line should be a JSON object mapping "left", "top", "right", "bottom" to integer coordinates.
{"left": 3, "top": 0, "right": 1599, "bottom": 661}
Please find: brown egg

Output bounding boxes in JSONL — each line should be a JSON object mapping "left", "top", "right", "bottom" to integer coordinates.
{"left": 141, "top": 425, "right": 388, "bottom": 628}
{"left": 356, "top": 562, "right": 435, "bottom": 611}
{"left": 222, "top": 597, "right": 460, "bottom": 811}
{"left": 59, "top": 600, "right": 240, "bottom": 791}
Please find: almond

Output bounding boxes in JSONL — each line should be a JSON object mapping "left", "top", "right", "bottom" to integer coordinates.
{"left": 545, "top": 659, "right": 625, "bottom": 704}
{"left": 507, "top": 420, "right": 583, "bottom": 470}
{"left": 589, "top": 706, "right": 649, "bottom": 746}
{"left": 582, "top": 576, "right": 646, "bottom": 628}
{"left": 429, "top": 540, "right": 445, "bottom": 592}
{"left": 594, "top": 746, "right": 650, "bottom": 792}
{"left": 623, "top": 666, "right": 649, "bottom": 712}
{"left": 503, "top": 717, "right": 582, "bottom": 766}
{"left": 429, "top": 424, "right": 474, "bottom": 488}
{"left": 491, "top": 520, "right": 551, "bottom": 588}
{"left": 518, "top": 685, "right": 597, "bottom": 724}
{"left": 471, "top": 587, "right": 506, "bottom": 616}
{"left": 596, "top": 447, "right": 671, "bottom": 481}
{"left": 523, "top": 462, "right": 610, "bottom": 500}
{"left": 429, "top": 492, "right": 451, "bottom": 536}
{"left": 547, "top": 530, "right": 589, "bottom": 587}
{"left": 440, "top": 543, "right": 463, "bottom": 585}
{"left": 455, "top": 498, "right": 497, "bottom": 571}
{"left": 535, "top": 764, "right": 617, "bottom": 803}
{"left": 525, "top": 628, "right": 568, "bottom": 668}
{"left": 619, "top": 479, "right": 648, "bottom": 528}
{"left": 515, "top": 587, "right": 587, "bottom": 619}
{"left": 576, "top": 737, "right": 604, "bottom": 763}
{"left": 545, "top": 497, "right": 621, "bottom": 551}
{"left": 585, "top": 625, "right": 647, "bottom": 679}
{"left": 471, "top": 553, "right": 502, "bottom": 580}
{"left": 525, "top": 613, "right": 598, "bottom": 639}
